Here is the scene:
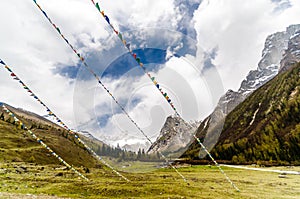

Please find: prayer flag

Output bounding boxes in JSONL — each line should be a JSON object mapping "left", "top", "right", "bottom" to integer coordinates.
{"left": 118, "top": 33, "right": 123, "bottom": 40}
{"left": 95, "top": 3, "right": 100, "bottom": 11}
{"left": 5, "top": 66, "right": 13, "bottom": 72}
{"left": 105, "top": 15, "right": 110, "bottom": 24}
{"left": 56, "top": 27, "right": 61, "bottom": 34}
{"left": 136, "top": 57, "right": 141, "bottom": 63}
{"left": 42, "top": 11, "right": 48, "bottom": 18}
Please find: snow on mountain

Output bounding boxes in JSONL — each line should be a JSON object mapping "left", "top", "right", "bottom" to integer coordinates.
{"left": 122, "top": 141, "right": 151, "bottom": 153}
{"left": 238, "top": 24, "right": 300, "bottom": 98}
{"left": 97, "top": 133, "right": 153, "bottom": 152}
{"left": 280, "top": 29, "right": 300, "bottom": 71}
{"left": 221, "top": 24, "right": 300, "bottom": 115}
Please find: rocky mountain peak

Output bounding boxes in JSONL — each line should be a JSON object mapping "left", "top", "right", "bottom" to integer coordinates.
{"left": 147, "top": 115, "right": 199, "bottom": 155}
{"left": 239, "top": 24, "right": 300, "bottom": 96}
{"left": 280, "top": 29, "right": 300, "bottom": 72}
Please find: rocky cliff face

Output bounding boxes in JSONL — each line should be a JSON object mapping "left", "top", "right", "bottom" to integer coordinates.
{"left": 230, "top": 24, "right": 300, "bottom": 113}
{"left": 147, "top": 116, "right": 199, "bottom": 156}
{"left": 280, "top": 29, "right": 300, "bottom": 71}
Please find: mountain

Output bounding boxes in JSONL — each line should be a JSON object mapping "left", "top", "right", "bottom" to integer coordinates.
{"left": 147, "top": 116, "right": 199, "bottom": 156}
{"left": 0, "top": 103, "right": 98, "bottom": 167}
{"left": 78, "top": 130, "right": 100, "bottom": 140}
{"left": 123, "top": 142, "right": 151, "bottom": 153}
{"left": 184, "top": 62, "right": 300, "bottom": 165}
{"left": 6, "top": 105, "right": 63, "bottom": 131}
{"left": 193, "top": 24, "right": 300, "bottom": 155}
{"left": 148, "top": 25, "right": 300, "bottom": 156}
{"left": 280, "top": 29, "right": 300, "bottom": 71}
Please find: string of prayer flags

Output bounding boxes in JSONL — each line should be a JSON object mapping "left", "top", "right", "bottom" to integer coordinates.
{"left": 0, "top": 58, "right": 129, "bottom": 182}
{"left": 89, "top": 1, "right": 181, "bottom": 118}
{"left": 1, "top": 105, "right": 88, "bottom": 181}
{"left": 89, "top": 1, "right": 240, "bottom": 191}
{"left": 30, "top": 0, "right": 188, "bottom": 184}
{"left": 193, "top": 134, "right": 240, "bottom": 191}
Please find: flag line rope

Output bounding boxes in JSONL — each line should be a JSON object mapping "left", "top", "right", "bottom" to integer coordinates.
{"left": 89, "top": 1, "right": 240, "bottom": 191}
{"left": 0, "top": 58, "right": 129, "bottom": 182}
{"left": 1, "top": 104, "right": 88, "bottom": 181}
{"left": 30, "top": 0, "right": 188, "bottom": 183}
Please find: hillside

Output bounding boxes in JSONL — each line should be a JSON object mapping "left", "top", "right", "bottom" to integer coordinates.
{"left": 0, "top": 104, "right": 98, "bottom": 168}
{"left": 184, "top": 63, "right": 300, "bottom": 165}
{"left": 0, "top": 103, "right": 163, "bottom": 169}
{"left": 187, "top": 25, "right": 300, "bottom": 156}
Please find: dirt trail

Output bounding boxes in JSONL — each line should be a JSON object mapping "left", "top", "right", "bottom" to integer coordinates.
{"left": 221, "top": 164, "right": 300, "bottom": 175}
{"left": 0, "top": 192, "right": 70, "bottom": 199}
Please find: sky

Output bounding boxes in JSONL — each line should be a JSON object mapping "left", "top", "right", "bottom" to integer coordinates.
{"left": 1, "top": 0, "right": 300, "bottom": 147}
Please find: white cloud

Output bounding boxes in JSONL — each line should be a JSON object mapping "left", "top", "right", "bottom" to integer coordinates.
{"left": 194, "top": 0, "right": 300, "bottom": 90}
{"left": 1, "top": 0, "right": 300, "bottom": 150}
{"left": 72, "top": 53, "right": 223, "bottom": 148}
{"left": 100, "top": 0, "right": 178, "bottom": 30}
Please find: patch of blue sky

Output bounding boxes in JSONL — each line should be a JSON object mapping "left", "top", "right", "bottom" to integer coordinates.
{"left": 102, "top": 48, "right": 167, "bottom": 78}
{"left": 96, "top": 114, "right": 110, "bottom": 127}
{"left": 53, "top": 64, "right": 80, "bottom": 79}
{"left": 271, "top": 0, "right": 292, "bottom": 14}
{"left": 55, "top": 48, "right": 167, "bottom": 80}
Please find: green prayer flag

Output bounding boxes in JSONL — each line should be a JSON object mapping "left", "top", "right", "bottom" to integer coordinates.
{"left": 118, "top": 33, "right": 123, "bottom": 40}
{"left": 96, "top": 3, "right": 100, "bottom": 11}
{"left": 56, "top": 27, "right": 61, "bottom": 34}
{"left": 136, "top": 58, "right": 141, "bottom": 63}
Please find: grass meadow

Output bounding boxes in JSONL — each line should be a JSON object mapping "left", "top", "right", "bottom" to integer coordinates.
{"left": 0, "top": 162, "right": 299, "bottom": 198}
